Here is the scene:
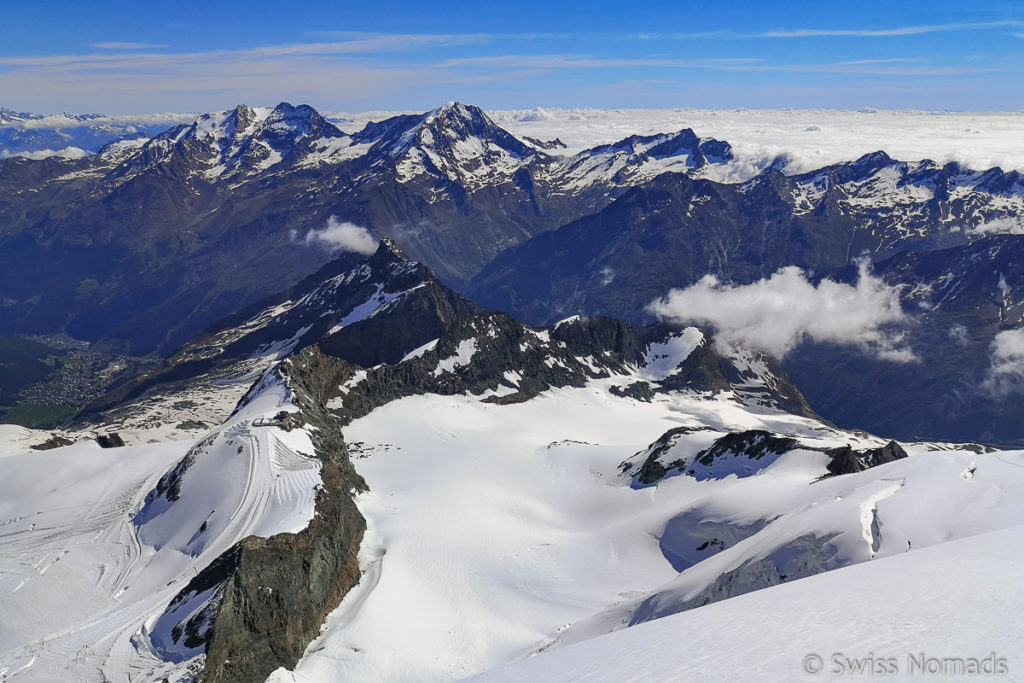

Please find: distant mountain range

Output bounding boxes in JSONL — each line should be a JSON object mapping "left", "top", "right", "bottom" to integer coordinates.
{"left": 0, "top": 107, "right": 194, "bottom": 157}
{"left": 0, "top": 101, "right": 736, "bottom": 355}
{"left": 3, "top": 100, "right": 1024, "bottom": 444}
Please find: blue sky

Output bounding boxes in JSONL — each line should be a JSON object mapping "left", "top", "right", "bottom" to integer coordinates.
{"left": 3, "top": 0, "right": 1024, "bottom": 113}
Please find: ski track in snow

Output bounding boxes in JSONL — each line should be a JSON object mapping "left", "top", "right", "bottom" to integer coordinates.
{"left": 0, "top": 392, "right": 323, "bottom": 682}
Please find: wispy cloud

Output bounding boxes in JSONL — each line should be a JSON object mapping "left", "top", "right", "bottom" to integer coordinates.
{"left": 0, "top": 34, "right": 501, "bottom": 69}
{"left": 91, "top": 42, "right": 169, "bottom": 50}
{"left": 761, "top": 20, "right": 1024, "bottom": 38}
{"left": 718, "top": 62, "right": 997, "bottom": 77}
{"left": 307, "top": 30, "right": 574, "bottom": 43}
{"left": 438, "top": 55, "right": 764, "bottom": 70}
{"left": 438, "top": 53, "right": 993, "bottom": 77}
{"left": 0, "top": 28, "right": 1017, "bottom": 113}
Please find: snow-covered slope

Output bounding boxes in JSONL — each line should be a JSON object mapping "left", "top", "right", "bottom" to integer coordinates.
{"left": 465, "top": 523, "right": 1024, "bottom": 683}
{"left": 267, "top": 382, "right": 1023, "bottom": 683}
{"left": 543, "top": 128, "right": 734, "bottom": 196}
{"left": 0, "top": 372, "right": 323, "bottom": 682}
{"left": 780, "top": 152, "right": 1024, "bottom": 237}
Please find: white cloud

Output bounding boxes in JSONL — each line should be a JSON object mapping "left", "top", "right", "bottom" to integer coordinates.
{"left": 983, "top": 329, "right": 1024, "bottom": 397}
{"left": 91, "top": 42, "right": 169, "bottom": 50}
{"left": 0, "top": 146, "right": 91, "bottom": 160}
{"left": 970, "top": 217, "right": 1024, "bottom": 235}
{"left": 949, "top": 324, "right": 971, "bottom": 347}
{"left": 303, "top": 217, "right": 377, "bottom": 255}
{"left": 647, "top": 261, "right": 914, "bottom": 361}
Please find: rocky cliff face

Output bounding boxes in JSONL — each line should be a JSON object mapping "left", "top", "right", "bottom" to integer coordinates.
{"left": 200, "top": 353, "right": 366, "bottom": 683}
{"left": 154, "top": 351, "right": 367, "bottom": 683}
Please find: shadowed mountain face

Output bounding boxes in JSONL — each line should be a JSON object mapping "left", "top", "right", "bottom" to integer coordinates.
{"left": 466, "top": 156, "right": 1022, "bottom": 326}
{"left": 785, "top": 236, "right": 1024, "bottom": 445}
{"left": 465, "top": 167, "right": 1024, "bottom": 444}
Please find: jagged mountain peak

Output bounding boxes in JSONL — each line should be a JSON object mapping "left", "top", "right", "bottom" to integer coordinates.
{"left": 431, "top": 100, "right": 486, "bottom": 121}
{"left": 261, "top": 101, "right": 342, "bottom": 138}
{"left": 409, "top": 101, "right": 537, "bottom": 156}
{"left": 421, "top": 101, "right": 510, "bottom": 135}
{"left": 844, "top": 149, "right": 897, "bottom": 179}
{"left": 350, "top": 102, "right": 544, "bottom": 188}
{"left": 370, "top": 236, "right": 413, "bottom": 264}
{"left": 121, "top": 101, "right": 348, "bottom": 179}
{"left": 171, "top": 237, "right": 452, "bottom": 365}
{"left": 188, "top": 104, "right": 268, "bottom": 145}
{"left": 580, "top": 128, "right": 733, "bottom": 166}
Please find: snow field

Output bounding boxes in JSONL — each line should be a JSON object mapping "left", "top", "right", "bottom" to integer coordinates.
{"left": 464, "top": 523, "right": 1024, "bottom": 683}
{"left": 270, "top": 377, "right": 1024, "bottom": 683}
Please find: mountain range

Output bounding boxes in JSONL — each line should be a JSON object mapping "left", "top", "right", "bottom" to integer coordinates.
{"left": 0, "top": 107, "right": 192, "bottom": 158}
{"left": 3, "top": 100, "right": 1024, "bottom": 445}
{"left": 0, "top": 101, "right": 738, "bottom": 355}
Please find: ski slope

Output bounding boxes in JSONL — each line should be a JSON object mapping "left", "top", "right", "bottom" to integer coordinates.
{"left": 0, "top": 373, "right": 323, "bottom": 682}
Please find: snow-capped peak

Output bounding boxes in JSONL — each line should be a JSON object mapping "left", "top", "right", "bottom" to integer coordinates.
{"left": 352, "top": 101, "right": 546, "bottom": 189}
{"left": 189, "top": 104, "right": 270, "bottom": 148}
{"left": 114, "top": 102, "right": 350, "bottom": 180}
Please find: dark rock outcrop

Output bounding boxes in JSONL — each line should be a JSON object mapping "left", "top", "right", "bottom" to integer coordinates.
{"left": 30, "top": 434, "right": 75, "bottom": 450}
{"left": 694, "top": 430, "right": 800, "bottom": 468}
{"left": 825, "top": 440, "right": 909, "bottom": 476}
{"left": 625, "top": 426, "right": 712, "bottom": 486}
{"left": 624, "top": 428, "right": 809, "bottom": 487}
{"left": 95, "top": 432, "right": 125, "bottom": 448}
